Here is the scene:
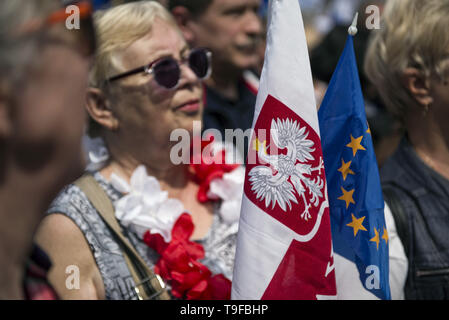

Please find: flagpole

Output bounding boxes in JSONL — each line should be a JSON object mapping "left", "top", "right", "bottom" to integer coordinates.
{"left": 348, "top": 12, "right": 359, "bottom": 36}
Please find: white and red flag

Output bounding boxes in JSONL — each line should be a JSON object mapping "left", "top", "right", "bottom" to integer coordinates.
{"left": 231, "top": 0, "right": 336, "bottom": 300}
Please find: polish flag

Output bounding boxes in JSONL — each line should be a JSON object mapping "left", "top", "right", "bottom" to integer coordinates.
{"left": 231, "top": 0, "right": 336, "bottom": 299}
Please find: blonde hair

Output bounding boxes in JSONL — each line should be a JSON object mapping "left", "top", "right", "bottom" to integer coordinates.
{"left": 364, "top": 0, "right": 449, "bottom": 120}
{"left": 90, "top": 1, "right": 179, "bottom": 88}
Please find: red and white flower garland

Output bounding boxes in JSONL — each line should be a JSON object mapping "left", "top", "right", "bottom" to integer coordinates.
{"left": 108, "top": 140, "right": 244, "bottom": 300}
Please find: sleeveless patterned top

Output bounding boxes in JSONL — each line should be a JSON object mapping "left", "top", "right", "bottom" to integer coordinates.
{"left": 46, "top": 171, "right": 239, "bottom": 300}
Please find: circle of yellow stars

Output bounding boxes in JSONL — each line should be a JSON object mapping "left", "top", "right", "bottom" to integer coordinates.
{"left": 337, "top": 126, "right": 388, "bottom": 250}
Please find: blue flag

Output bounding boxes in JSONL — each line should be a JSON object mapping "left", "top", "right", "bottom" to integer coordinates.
{"left": 318, "top": 35, "right": 391, "bottom": 300}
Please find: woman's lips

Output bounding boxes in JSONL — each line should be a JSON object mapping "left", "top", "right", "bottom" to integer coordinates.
{"left": 175, "top": 100, "right": 200, "bottom": 114}
{"left": 236, "top": 41, "right": 258, "bottom": 54}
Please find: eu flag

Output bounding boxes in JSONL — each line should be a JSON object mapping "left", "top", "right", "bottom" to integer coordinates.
{"left": 318, "top": 35, "right": 391, "bottom": 300}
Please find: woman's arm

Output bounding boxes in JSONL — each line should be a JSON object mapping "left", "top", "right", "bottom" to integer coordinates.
{"left": 34, "top": 214, "right": 105, "bottom": 300}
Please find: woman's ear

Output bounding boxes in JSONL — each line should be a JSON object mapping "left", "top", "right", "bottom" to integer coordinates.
{"left": 85, "top": 87, "right": 119, "bottom": 131}
{"left": 402, "top": 68, "right": 434, "bottom": 108}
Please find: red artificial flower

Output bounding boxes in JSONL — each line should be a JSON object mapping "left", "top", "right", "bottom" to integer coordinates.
{"left": 189, "top": 135, "right": 239, "bottom": 203}
{"left": 143, "top": 213, "right": 232, "bottom": 300}
{"left": 144, "top": 213, "right": 204, "bottom": 278}
{"left": 208, "top": 274, "right": 232, "bottom": 300}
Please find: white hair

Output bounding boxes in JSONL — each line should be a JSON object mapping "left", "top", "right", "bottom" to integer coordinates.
{"left": 89, "top": 1, "right": 180, "bottom": 88}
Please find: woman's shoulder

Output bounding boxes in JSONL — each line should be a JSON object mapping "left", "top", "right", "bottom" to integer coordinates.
{"left": 47, "top": 180, "right": 87, "bottom": 216}
{"left": 46, "top": 171, "right": 114, "bottom": 225}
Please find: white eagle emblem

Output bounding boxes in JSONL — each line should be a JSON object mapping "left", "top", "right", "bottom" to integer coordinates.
{"left": 249, "top": 118, "right": 325, "bottom": 220}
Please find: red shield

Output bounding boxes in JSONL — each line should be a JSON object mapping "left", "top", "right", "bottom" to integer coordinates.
{"left": 245, "top": 94, "right": 327, "bottom": 236}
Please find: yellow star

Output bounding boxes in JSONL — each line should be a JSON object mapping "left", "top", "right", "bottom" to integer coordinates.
{"left": 346, "top": 214, "right": 367, "bottom": 237}
{"left": 338, "top": 158, "right": 355, "bottom": 181}
{"left": 338, "top": 187, "right": 355, "bottom": 209}
{"left": 366, "top": 121, "right": 371, "bottom": 134}
{"left": 370, "top": 227, "right": 380, "bottom": 250}
{"left": 253, "top": 137, "right": 267, "bottom": 154}
{"left": 382, "top": 227, "right": 389, "bottom": 244}
{"left": 346, "top": 134, "right": 366, "bottom": 157}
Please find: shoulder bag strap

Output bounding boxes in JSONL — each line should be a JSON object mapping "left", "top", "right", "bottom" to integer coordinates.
{"left": 75, "top": 173, "right": 170, "bottom": 300}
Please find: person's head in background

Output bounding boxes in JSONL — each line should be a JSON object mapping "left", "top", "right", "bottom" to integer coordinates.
{"left": 364, "top": 0, "right": 449, "bottom": 172}
{"left": 168, "top": 0, "right": 262, "bottom": 93}
{"left": 0, "top": 0, "right": 95, "bottom": 299}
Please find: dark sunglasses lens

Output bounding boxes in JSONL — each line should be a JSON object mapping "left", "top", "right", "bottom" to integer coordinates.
{"left": 153, "top": 58, "right": 180, "bottom": 89}
{"left": 189, "top": 49, "right": 209, "bottom": 79}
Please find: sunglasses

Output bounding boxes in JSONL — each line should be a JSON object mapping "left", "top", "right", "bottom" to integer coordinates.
{"left": 106, "top": 48, "right": 212, "bottom": 89}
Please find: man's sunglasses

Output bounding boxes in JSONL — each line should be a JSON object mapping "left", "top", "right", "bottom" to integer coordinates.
{"left": 106, "top": 48, "right": 212, "bottom": 90}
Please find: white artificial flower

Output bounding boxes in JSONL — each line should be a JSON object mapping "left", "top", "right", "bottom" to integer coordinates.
{"left": 83, "top": 135, "right": 110, "bottom": 171}
{"left": 208, "top": 166, "right": 245, "bottom": 224}
{"left": 112, "top": 165, "right": 185, "bottom": 242}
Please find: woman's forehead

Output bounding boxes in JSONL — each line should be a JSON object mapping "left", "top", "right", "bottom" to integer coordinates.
{"left": 122, "top": 21, "right": 186, "bottom": 66}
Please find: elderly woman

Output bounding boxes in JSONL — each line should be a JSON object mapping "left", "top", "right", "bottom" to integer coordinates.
{"left": 35, "top": 1, "right": 243, "bottom": 300}
{"left": 365, "top": 0, "right": 449, "bottom": 299}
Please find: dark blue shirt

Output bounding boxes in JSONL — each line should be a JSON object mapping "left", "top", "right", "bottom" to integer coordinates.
{"left": 202, "top": 77, "right": 257, "bottom": 160}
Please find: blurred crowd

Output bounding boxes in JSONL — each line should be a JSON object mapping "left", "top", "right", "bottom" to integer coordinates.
{"left": 0, "top": 0, "right": 448, "bottom": 300}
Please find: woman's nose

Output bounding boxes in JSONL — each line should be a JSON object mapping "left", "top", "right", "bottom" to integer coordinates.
{"left": 178, "top": 62, "right": 201, "bottom": 87}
